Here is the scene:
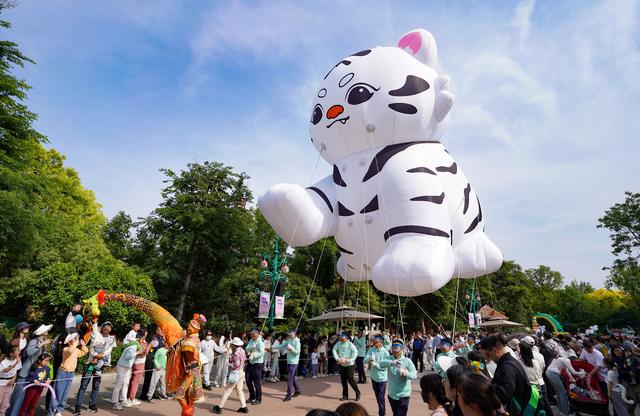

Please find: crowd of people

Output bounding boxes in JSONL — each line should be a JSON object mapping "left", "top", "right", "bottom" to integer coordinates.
{"left": 1, "top": 305, "right": 640, "bottom": 416}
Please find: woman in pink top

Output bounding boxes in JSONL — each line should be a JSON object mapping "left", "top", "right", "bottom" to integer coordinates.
{"left": 212, "top": 338, "right": 248, "bottom": 414}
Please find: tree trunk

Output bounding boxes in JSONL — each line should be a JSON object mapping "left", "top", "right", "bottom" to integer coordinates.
{"left": 176, "top": 235, "right": 198, "bottom": 322}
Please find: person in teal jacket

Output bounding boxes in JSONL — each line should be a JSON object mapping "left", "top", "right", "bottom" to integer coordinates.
{"left": 376, "top": 339, "right": 417, "bottom": 416}
{"left": 333, "top": 332, "right": 360, "bottom": 401}
{"left": 271, "top": 329, "right": 301, "bottom": 402}
{"left": 365, "top": 335, "right": 390, "bottom": 416}
{"left": 244, "top": 328, "right": 265, "bottom": 405}
{"left": 433, "top": 340, "right": 457, "bottom": 378}
{"left": 354, "top": 330, "right": 368, "bottom": 384}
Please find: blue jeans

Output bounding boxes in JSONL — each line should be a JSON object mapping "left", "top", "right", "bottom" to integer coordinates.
{"left": 546, "top": 370, "right": 570, "bottom": 416}
{"left": 311, "top": 363, "right": 318, "bottom": 377}
{"left": 74, "top": 365, "right": 102, "bottom": 410}
{"left": 388, "top": 396, "right": 409, "bottom": 416}
{"left": 372, "top": 380, "right": 387, "bottom": 416}
{"left": 52, "top": 370, "right": 75, "bottom": 414}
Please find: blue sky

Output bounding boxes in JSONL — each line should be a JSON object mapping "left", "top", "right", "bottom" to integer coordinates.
{"left": 5, "top": 0, "right": 639, "bottom": 288}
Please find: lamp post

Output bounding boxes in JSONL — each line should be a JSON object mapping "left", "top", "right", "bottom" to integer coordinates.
{"left": 464, "top": 289, "right": 481, "bottom": 334}
{"left": 258, "top": 237, "right": 289, "bottom": 330}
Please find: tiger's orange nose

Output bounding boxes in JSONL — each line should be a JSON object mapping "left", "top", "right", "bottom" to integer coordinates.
{"left": 326, "top": 105, "right": 344, "bottom": 119}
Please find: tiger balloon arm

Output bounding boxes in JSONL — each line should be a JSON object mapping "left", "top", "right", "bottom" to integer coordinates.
{"left": 257, "top": 174, "right": 338, "bottom": 247}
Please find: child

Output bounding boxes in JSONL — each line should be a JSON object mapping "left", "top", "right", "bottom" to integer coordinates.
{"left": 146, "top": 345, "right": 168, "bottom": 401}
{"left": 19, "top": 353, "right": 52, "bottom": 416}
{"left": 311, "top": 348, "right": 318, "bottom": 379}
{"left": 1, "top": 345, "right": 22, "bottom": 415}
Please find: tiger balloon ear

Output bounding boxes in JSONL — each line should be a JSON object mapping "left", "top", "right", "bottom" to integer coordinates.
{"left": 397, "top": 29, "right": 438, "bottom": 69}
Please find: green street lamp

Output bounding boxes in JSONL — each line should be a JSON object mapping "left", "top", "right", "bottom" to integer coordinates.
{"left": 465, "top": 289, "right": 481, "bottom": 333}
{"left": 258, "top": 237, "right": 289, "bottom": 330}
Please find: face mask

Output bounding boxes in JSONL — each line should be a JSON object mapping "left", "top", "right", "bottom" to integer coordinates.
{"left": 206, "top": 336, "right": 212, "bottom": 340}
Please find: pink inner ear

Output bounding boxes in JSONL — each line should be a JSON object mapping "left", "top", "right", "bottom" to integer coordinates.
{"left": 398, "top": 32, "right": 422, "bottom": 54}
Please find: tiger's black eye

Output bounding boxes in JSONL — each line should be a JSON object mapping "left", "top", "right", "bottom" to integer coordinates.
{"left": 347, "top": 84, "right": 375, "bottom": 105}
{"left": 312, "top": 105, "right": 323, "bottom": 125}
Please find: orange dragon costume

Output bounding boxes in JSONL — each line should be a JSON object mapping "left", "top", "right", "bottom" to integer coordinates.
{"left": 84, "top": 291, "right": 206, "bottom": 416}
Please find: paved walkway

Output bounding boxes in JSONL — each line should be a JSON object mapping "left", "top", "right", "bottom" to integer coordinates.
{"left": 34, "top": 372, "right": 429, "bottom": 416}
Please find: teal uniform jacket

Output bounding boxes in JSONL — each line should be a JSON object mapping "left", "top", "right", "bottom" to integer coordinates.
{"left": 245, "top": 336, "right": 265, "bottom": 364}
{"left": 364, "top": 346, "right": 390, "bottom": 382}
{"left": 433, "top": 350, "right": 458, "bottom": 377}
{"left": 354, "top": 337, "right": 367, "bottom": 358}
{"left": 383, "top": 335, "right": 391, "bottom": 351}
{"left": 456, "top": 343, "right": 474, "bottom": 358}
{"left": 333, "top": 341, "right": 358, "bottom": 367}
{"left": 378, "top": 356, "right": 417, "bottom": 399}
{"left": 273, "top": 337, "right": 301, "bottom": 365}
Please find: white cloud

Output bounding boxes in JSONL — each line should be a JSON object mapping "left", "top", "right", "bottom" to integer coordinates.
{"left": 510, "top": 0, "right": 535, "bottom": 50}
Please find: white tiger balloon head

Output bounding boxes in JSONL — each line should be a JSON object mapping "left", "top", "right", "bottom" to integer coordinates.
{"left": 309, "top": 29, "right": 454, "bottom": 165}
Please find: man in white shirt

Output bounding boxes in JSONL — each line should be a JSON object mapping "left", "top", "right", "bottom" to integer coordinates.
{"left": 200, "top": 331, "right": 225, "bottom": 390}
{"left": 580, "top": 340, "right": 607, "bottom": 398}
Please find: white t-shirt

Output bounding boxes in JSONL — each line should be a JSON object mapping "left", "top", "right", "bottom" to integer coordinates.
{"left": 522, "top": 359, "right": 544, "bottom": 386}
{"left": 580, "top": 349, "right": 606, "bottom": 381}
{"left": 0, "top": 358, "right": 21, "bottom": 386}
{"left": 19, "top": 338, "right": 27, "bottom": 352}
{"left": 123, "top": 330, "right": 138, "bottom": 344}
{"left": 311, "top": 352, "right": 318, "bottom": 365}
{"left": 606, "top": 368, "right": 619, "bottom": 385}
{"left": 271, "top": 340, "right": 281, "bottom": 359}
{"left": 547, "top": 357, "right": 582, "bottom": 376}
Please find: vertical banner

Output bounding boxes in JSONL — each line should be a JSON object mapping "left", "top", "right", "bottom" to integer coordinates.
{"left": 258, "top": 292, "right": 270, "bottom": 318}
{"left": 468, "top": 312, "right": 475, "bottom": 327}
{"left": 275, "top": 296, "right": 285, "bottom": 319}
{"left": 475, "top": 312, "right": 482, "bottom": 326}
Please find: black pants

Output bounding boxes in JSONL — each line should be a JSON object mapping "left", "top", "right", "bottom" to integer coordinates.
{"left": 372, "top": 380, "right": 387, "bottom": 416}
{"left": 328, "top": 356, "right": 336, "bottom": 375}
{"left": 74, "top": 365, "right": 102, "bottom": 411}
{"left": 139, "top": 357, "right": 154, "bottom": 399}
{"left": 388, "top": 396, "right": 410, "bottom": 416}
{"left": 411, "top": 350, "right": 424, "bottom": 372}
{"left": 339, "top": 365, "right": 360, "bottom": 399}
{"left": 246, "top": 363, "right": 263, "bottom": 401}
{"left": 279, "top": 356, "right": 288, "bottom": 381}
{"left": 355, "top": 357, "right": 366, "bottom": 382}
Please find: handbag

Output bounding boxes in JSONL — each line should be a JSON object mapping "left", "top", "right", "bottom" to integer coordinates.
{"left": 228, "top": 369, "right": 242, "bottom": 384}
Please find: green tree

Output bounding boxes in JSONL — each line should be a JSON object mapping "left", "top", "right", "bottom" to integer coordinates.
{"left": 135, "top": 162, "right": 253, "bottom": 321}
{"left": 103, "top": 211, "right": 135, "bottom": 262}
{"left": 598, "top": 192, "right": 640, "bottom": 294}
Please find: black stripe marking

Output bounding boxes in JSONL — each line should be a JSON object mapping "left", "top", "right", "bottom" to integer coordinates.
{"left": 337, "top": 244, "right": 354, "bottom": 255}
{"left": 307, "top": 187, "right": 333, "bottom": 213}
{"left": 363, "top": 141, "right": 427, "bottom": 182}
{"left": 350, "top": 49, "right": 371, "bottom": 57}
{"left": 410, "top": 192, "right": 445, "bottom": 204}
{"left": 436, "top": 162, "right": 457, "bottom": 174}
{"left": 384, "top": 225, "right": 450, "bottom": 241}
{"left": 464, "top": 197, "right": 483, "bottom": 234}
{"left": 333, "top": 165, "right": 346, "bottom": 187}
{"left": 347, "top": 264, "right": 356, "bottom": 270}
{"left": 450, "top": 229, "right": 453, "bottom": 246}
{"left": 388, "top": 103, "right": 418, "bottom": 114}
{"left": 359, "top": 195, "right": 379, "bottom": 213}
{"left": 338, "top": 202, "right": 354, "bottom": 216}
{"left": 324, "top": 60, "right": 351, "bottom": 80}
{"left": 389, "top": 75, "right": 430, "bottom": 97}
{"left": 463, "top": 183, "right": 471, "bottom": 214}
{"left": 407, "top": 167, "right": 436, "bottom": 175}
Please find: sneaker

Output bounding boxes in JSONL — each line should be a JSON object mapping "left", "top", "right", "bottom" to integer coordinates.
{"left": 339, "top": 397, "right": 349, "bottom": 401}
{"left": 237, "top": 407, "right": 249, "bottom": 414}
{"left": 312, "top": 375, "right": 318, "bottom": 379}
{"left": 73, "top": 411, "right": 81, "bottom": 416}
{"left": 113, "top": 403, "right": 124, "bottom": 411}
{"left": 282, "top": 396, "right": 291, "bottom": 402}
{"left": 88, "top": 406, "right": 98, "bottom": 413}
{"left": 143, "top": 398, "right": 153, "bottom": 403}
{"left": 131, "top": 399, "right": 142, "bottom": 406}
{"left": 213, "top": 383, "right": 220, "bottom": 388}
{"left": 212, "top": 405, "right": 222, "bottom": 414}
{"left": 292, "top": 391, "right": 301, "bottom": 398}
{"left": 251, "top": 400, "right": 261, "bottom": 405}
{"left": 122, "top": 400, "right": 133, "bottom": 408}
{"left": 159, "top": 395, "right": 169, "bottom": 400}
{"left": 355, "top": 393, "right": 361, "bottom": 401}
{"left": 203, "top": 385, "right": 213, "bottom": 391}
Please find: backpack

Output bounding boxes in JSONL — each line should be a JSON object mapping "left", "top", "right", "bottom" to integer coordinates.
{"left": 512, "top": 384, "right": 547, "bottom": 416}
{"left": 537, "top": 341, "right": 554, "bottom": 368}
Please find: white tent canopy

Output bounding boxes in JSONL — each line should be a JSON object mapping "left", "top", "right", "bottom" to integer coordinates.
{"left": 308, "top": 305, "right": 383, "bottom": 322}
